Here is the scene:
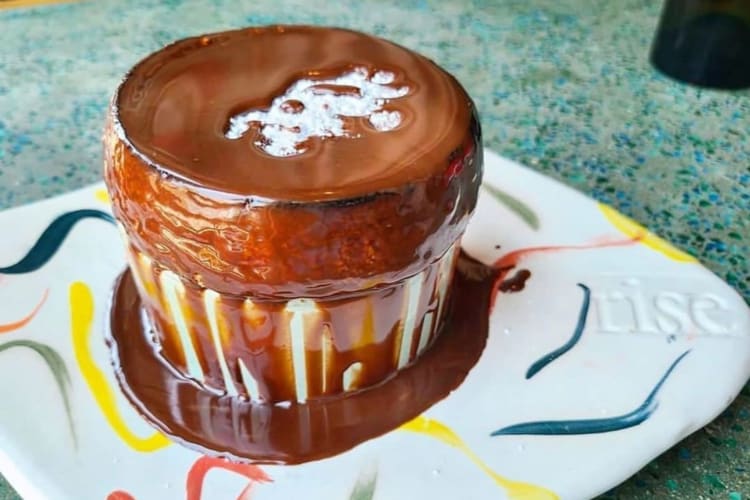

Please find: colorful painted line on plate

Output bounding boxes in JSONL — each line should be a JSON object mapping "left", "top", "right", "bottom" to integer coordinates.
{"left": 186, "top": 456, "right": 271, "bottom": 500}
{"left": 95, "top": 188, "right": 110, "bottom": 204}
{"left": 0, "top": 209, "right": 114, "bottom": 275}
{"left": 106, "top": 491, "right": 136, "bottom": 500}
{"left": 492, "top": 350, "right": 692, "bottom": 436}
{"left": 490, "top": 238, "right": 639, "bottom": 310}
{"left": 483, "top": 184, "right": 540, "bottom": 231}
{"left": 69, "top": 281, "right": 170, "bottom": 452}
{"left": 348, "top": 468, "right": 377, "bottom": 500}
{"left": 106, "top": 456, "right": 270, "bottom": 500}
{"left": 401, "top": 416, "right": 558, "bottom": 500}
{"left": 598, "top": 203, "right": 696, "bottom": 263}
{"left": 0, "top": 288, "right": 48, "bottom": 334}
{"left": 0, "top": 339, "right": 77, "bottom": 446}
{"left": 525, "top": 283, "right": 590, "bottom": 379}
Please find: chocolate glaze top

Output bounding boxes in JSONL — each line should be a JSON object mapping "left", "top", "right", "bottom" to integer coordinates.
{"left": 115, "top": 25, "right": 474, "bottom": 201}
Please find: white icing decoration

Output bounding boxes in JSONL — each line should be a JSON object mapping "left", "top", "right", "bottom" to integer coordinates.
{"left": 225, "top": 67, "right": 409, "bottom": 157}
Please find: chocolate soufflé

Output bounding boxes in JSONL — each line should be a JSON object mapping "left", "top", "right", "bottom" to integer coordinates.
{"left": 104, "top": 25, "right": 484, "bottom": 461}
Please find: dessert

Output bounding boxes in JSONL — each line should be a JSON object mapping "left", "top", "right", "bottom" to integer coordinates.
{"left": 108, "top": 252, "right": 496, "bottom": 463}
{"left": 104, "top": 26, "right": 482, "bottom": 407}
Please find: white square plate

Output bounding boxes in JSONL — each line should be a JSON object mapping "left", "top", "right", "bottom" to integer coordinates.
{"left": 0, "top": 151, "right": 748, "bottom": 500}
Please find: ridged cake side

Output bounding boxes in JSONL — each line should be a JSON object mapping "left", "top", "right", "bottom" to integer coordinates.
{"left": 125, "top": 242, "right": 458, "bottom": 403}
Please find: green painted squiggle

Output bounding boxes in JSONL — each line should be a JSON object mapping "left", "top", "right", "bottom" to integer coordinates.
{"left": 349, "top": 468, "right": 377, "bottom": 500}
{"left": 482, "top": 184, "right": 540, "bottom": 230}
{"left": 0, "top": 340, "right": 77, "bottom": 447}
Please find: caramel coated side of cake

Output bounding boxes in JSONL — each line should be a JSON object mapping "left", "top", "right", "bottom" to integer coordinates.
{"left": 104, "top": 25, "right": 482, "bottom": 403}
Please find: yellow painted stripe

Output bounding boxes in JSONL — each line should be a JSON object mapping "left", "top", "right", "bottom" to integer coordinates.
{"left": 69, "top": 281, "right": 170, "bottom": 452}
{"left": 401, "top": 416, "right": 558, "bottom": 500}
{"left": 0, "top": 0, "right": 77, "bottom": 9}
{"left": 95, "top": 188, "right": 110, "bottom": 204}
{"left": 598, "top": 203, "right": 697, "bottom": 263}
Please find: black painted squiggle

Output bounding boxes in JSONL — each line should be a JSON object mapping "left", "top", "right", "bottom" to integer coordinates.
{"left": 525, "top": 283, "right": 590, "bottom": 379}
{"left": 492, "top": 350, "right": 691, "bottom": 436}
{"left": 0, "top": 209, "right": 114, "bottom": 275}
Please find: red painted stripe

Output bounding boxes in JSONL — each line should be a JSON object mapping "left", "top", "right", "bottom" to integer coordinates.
{"left": 0, "top": 289, "right": 49, "bottom": 334}
{"left": 186, "top": 455, "right": 271, "bottom": 500}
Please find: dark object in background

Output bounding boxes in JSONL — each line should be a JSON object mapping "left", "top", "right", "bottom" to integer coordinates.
{"left": 651, "top": 0, "right": 750, "bottom": 89}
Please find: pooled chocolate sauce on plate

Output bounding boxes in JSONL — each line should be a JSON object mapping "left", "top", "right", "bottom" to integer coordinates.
{"left": 499, "top": 269, "right": 532, "bottom": 293}
{"left": 107, "top": 251, "right": 497, "bottom": 464}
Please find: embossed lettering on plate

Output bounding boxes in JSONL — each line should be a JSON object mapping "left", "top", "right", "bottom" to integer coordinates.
{"left": 587, "top": 276, "right": 748, "bottom": 337}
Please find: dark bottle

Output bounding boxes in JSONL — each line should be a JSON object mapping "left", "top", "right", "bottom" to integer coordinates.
{"left": 651, "top": 0, "right": 750, "bottom": 89}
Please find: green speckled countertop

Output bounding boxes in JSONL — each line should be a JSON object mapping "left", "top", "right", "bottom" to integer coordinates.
{"left": 0, "top": 0, "right": 748, "bottom": 498}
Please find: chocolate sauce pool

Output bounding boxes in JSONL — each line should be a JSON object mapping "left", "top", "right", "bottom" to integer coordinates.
{"left": 107, "top": 251, "right": 496, "bottom": 464}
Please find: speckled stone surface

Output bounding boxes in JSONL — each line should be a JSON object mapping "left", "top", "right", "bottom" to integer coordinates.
{"left": 0, "top": 0, "right": 748, "bottom": 498}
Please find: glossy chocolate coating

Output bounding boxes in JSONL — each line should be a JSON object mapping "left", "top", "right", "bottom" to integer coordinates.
{"left": 104, "top": 25, "right": 482, "bottom": 297}
{"left": 104, "top": 26, "right": 483, "bottom": 406}
{"left": 107, "top": 251, "right": 495, "bottom": 464}
{"left": 126, "top": 242, "right": 458, "bottom": 401}
{"left": 115, "top": 25, "right": 474, "bottom": 200}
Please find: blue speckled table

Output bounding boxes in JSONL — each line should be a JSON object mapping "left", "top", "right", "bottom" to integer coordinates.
{"left": 0, "top": 0, "right": 748, "bottom": 498}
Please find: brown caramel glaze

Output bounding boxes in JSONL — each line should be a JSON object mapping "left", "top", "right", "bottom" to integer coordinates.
{"left": 131, "top": 242, "right": 453, "bottom": 401}
{"left": 104, "top": 26, "right": 482, "bottom": 298}
{"left": 105, "top": 130, "right": 477, "bottom": 299}
{"left": 106, "top": 250, "right": 496, "bottom": 464}
{"left": 499, "top": 269, "right": 532, "bottom": 293}
{"left": 115, "top": 25, "right": 474, "bottom": 200}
